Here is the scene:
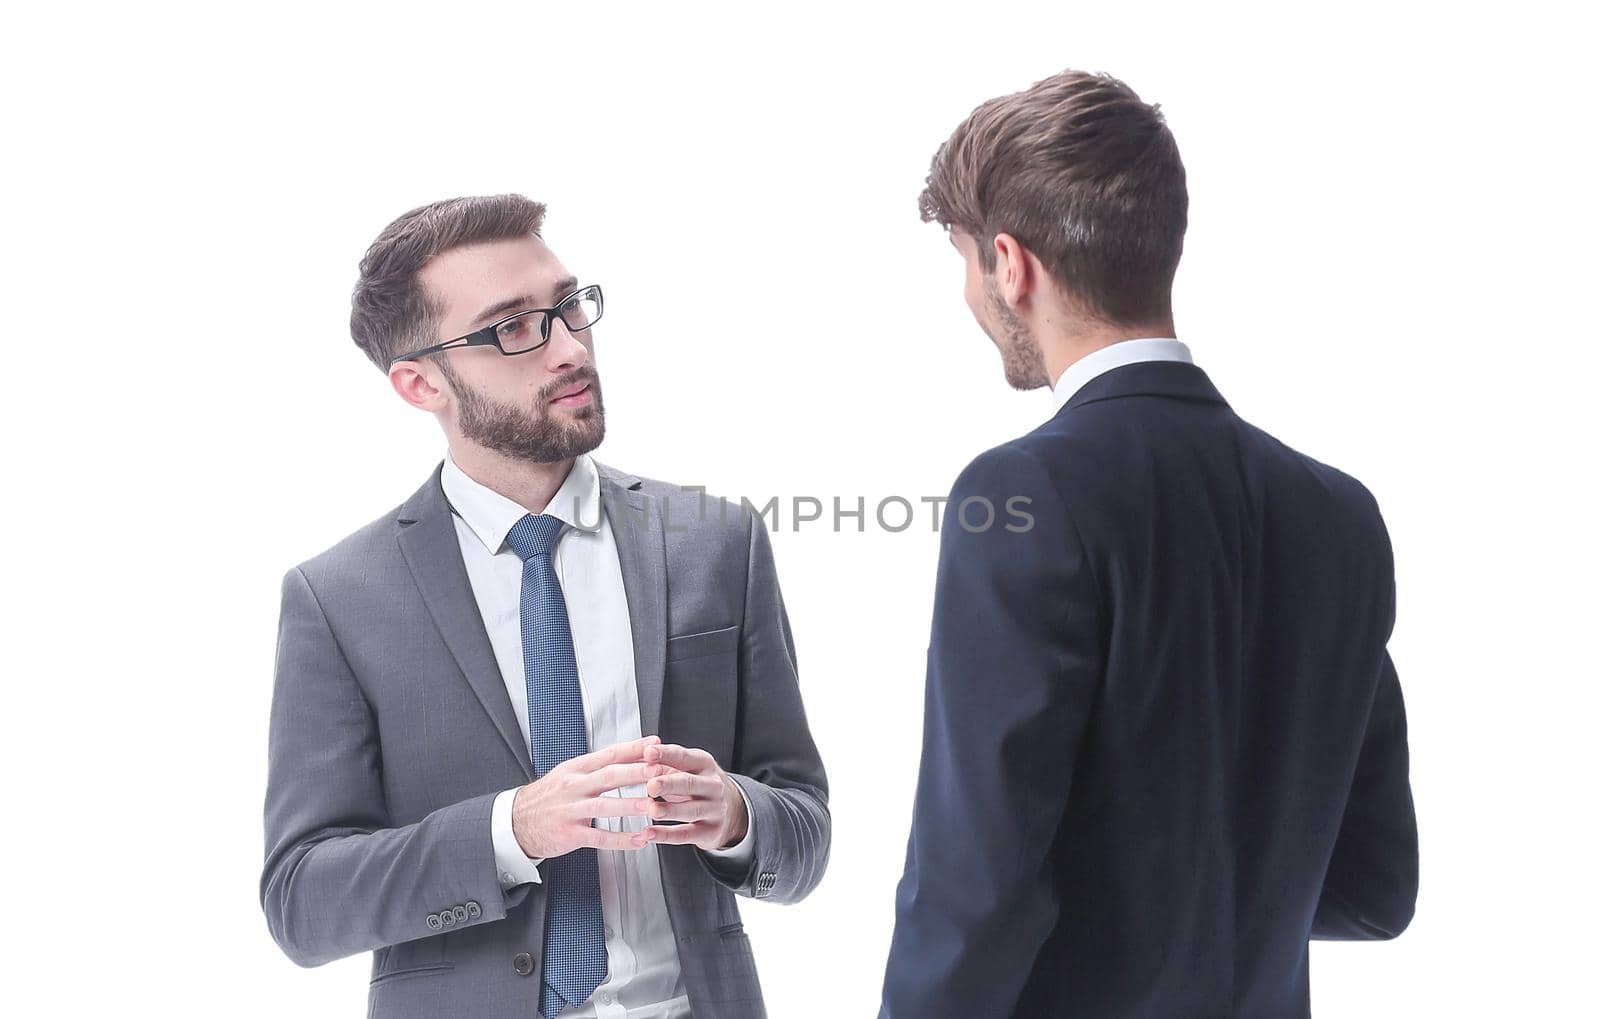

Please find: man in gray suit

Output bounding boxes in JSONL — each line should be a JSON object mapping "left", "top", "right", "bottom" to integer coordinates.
{"left": 261, "top": 194, "right": 829, "bottom": 1018}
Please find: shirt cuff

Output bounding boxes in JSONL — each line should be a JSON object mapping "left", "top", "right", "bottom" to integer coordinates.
{"left": 702, "top": 777, "right": 756, "bottom": 863}
{"left": 491, "top": 787, "right": 543, "bottom": 887}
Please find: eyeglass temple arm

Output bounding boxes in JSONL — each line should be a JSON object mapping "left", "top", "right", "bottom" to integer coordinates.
{"left": 388, "top": 335, "right": 488, "bottom": 366}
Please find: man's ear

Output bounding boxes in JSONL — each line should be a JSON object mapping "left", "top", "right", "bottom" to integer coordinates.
{"left": 990, "top": 232, "right": 1036, "bottom": 309}
{"left": 389, "top": 361, "right": 448, "bottom": 412}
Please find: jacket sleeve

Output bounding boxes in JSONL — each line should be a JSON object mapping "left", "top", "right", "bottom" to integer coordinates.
{"left": 1312, "top": 491, "right": 1419, "bottom": 940}
{"left": 696, "top": 503, "right": 831, "bottom": 904}
{"left": 260, "top": 566, "right": 532, "bottom": 967}
{"left": 880, "top": 444, "right": 1104, "bottom": 1018}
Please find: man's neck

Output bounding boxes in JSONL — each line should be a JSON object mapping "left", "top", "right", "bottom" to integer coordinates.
{"left": 1044, "top": 320, "right": 1178, "bottom": 389}
{"left": 446, "top": 440, "right": 575, "bottom": 516}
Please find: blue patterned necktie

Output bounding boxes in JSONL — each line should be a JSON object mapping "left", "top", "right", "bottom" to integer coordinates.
{"left": 505, "top": 513, "right": 608, "bottom": 1019}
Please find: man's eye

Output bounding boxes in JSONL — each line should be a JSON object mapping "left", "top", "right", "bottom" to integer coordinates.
{"left": 497, "top": 318, "right": 530, "bottom": 339}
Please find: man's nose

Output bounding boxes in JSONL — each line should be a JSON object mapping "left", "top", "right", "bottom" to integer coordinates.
{"left": 543, "top": 317, "right": 591, "bottom": 373}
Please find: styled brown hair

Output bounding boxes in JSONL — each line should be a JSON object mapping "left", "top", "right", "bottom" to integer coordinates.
{"left": 919, "top": 69, "right": 1187, "bottom": 327}
{"left": 350, "top": 194, "right": 548, "bottom": 371}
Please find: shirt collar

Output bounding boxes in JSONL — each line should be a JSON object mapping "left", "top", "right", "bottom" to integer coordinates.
{"left": 439, "top": 451, "right": 603, "bottom": 557}
{"left": 1050, "top": 337, "right": 1194, "bottom": 414}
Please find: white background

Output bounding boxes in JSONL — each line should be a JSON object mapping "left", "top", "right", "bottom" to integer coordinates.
{"left": 3, "top": 1, "right": 1596, "bottom": 1015}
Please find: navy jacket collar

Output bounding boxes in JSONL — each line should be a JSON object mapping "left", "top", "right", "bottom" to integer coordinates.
{"left": 1055, "top": 359, "right": 1230, "bottom": 418}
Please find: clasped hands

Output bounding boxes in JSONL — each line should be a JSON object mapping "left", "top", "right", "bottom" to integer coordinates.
{"left": 510, "top": 735, "right": 749, "bottom": 859}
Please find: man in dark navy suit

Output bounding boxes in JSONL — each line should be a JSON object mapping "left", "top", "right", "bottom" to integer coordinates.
{"left": 879, "top": 70, "right": 1418, "bottom": 1018}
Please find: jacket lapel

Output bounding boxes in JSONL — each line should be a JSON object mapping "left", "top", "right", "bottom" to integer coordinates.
{"left": 596, "top": 461, "right": 669, "bottom": 740}
{"left": 395, "top": 461, "right": 534, "bottom": 781}
{"left": 392, "top": 458, "right": 669, "bottom": 772}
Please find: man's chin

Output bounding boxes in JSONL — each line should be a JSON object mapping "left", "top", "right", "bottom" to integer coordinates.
{"left": 1006, "top": 375, "right": 1050, "bottom": 392}
{"left": 1001, "top": 360, "right": 1051, "bottom": 391}
{"left": 558, "top": 417, "right": 606, "bottom": 457}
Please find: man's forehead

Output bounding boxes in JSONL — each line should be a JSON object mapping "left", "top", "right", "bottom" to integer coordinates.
{"left": 421, "top": 236, "right": 572, "bottom": 328}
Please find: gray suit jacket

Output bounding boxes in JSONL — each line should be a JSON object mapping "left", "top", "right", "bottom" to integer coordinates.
{"left": 261, "top": 459, "right": 830, "bottom": 1018}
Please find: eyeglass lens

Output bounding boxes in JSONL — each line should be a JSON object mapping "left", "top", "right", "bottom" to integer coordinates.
{"left": 493, "top": 288, "right": 602, "bottom": 353}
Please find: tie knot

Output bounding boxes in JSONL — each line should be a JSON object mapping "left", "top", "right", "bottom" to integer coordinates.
{"left": 505, "top": 513, "right": 565, "bottom": 561}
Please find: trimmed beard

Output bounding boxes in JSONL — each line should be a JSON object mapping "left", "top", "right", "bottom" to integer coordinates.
{"left": 983, "top": 277, "right": 1050, "bottom": 391}
{"left": 440, "top": 359, "right": 606, "bottom": 464}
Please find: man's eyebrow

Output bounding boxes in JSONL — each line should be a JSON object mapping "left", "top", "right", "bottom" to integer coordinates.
{"left": 468, "top": 276, "right": 581, "bottom": 328}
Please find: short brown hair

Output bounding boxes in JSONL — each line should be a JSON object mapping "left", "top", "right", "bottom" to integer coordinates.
{"left": 350, "top": 194, "right": 548, "bottom": 371}
{"left": 919, "top": 70, "right": 1187, "bottom": 327}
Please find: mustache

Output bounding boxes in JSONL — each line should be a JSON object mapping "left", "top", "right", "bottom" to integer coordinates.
{"left": 538, "top": 366, "right": 600, "bottom": 403}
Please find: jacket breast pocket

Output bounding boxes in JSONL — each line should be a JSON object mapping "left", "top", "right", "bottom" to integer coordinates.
{"left": 662, "top": 624, "right": 739, "bottom": 765}
{"left": 665, "top": 624, "right": 740, "bottom": 662}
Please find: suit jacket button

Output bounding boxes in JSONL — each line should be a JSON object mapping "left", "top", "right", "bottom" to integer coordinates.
{"left": 426, "top": 913, "right": 442, "bottom": 930}
{"left": 465, "top": 900, "right": 481, "bottom": 919}
{"left": 452, "top": 904, "right": 467, "bottom": 923}
{"left": 513, "top": 952, "right": 534, "bottom": 976}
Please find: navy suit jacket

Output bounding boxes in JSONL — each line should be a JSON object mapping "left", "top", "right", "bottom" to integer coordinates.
{"left": 881, "top": 360, "right": 1417, "bottom": 1018}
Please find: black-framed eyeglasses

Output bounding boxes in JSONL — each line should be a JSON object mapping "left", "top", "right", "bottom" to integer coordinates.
{"left": 389, "top": 284, "right": 604, "bottom": 367}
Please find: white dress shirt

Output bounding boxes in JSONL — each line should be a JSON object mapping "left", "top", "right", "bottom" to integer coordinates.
{"left": 441, "top": 451, "right": 754, "bottom": 1018}
{"left": 1050, "top": 337, "right": 1194, "bottom": 414}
